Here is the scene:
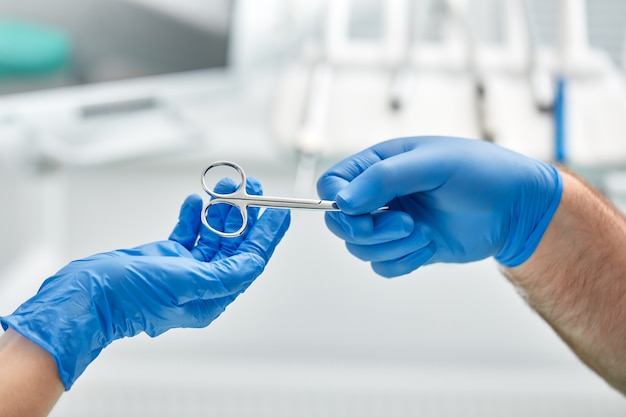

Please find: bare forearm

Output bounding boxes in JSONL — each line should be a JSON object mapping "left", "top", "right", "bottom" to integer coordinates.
{"left": 502, "top": 169, "right": 626, "bottom": 394}
{"left": 0, "top": 329, "right": 64, "bottom": 417}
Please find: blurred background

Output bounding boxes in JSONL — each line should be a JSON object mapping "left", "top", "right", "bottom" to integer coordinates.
{"left": 1, "top": 0, "right": 626, "bottom": 415}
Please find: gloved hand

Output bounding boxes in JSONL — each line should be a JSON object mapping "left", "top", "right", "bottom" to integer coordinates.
{"left": 1, "top": 178, "right": 290, "bottom": 390}
{"left": 317, "top": 136, "right": 562, "bottom": 277}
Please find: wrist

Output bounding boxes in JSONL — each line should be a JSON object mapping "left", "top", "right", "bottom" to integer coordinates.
{"left": 502, "top": 170, "right": 626, "bottom": 393}
{"left": 1, "top": 271, "right": 109, "bottom": 390}
{"left": 2, "top": 308, "right": 102, "bottom": 391}
{"left": 495, "top": 162, "right": 563, "bottom": 267}
{"left": 0, "top": 329, "right": 64, "bottom": 414}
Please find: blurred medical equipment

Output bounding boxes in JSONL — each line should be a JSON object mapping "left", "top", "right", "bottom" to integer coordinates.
{"left": 0, "top": 0, "right": 232, "bottom": 166}
{"left": 271, "top": 0, "right": 626, "bottom": 191}
{"left": 201, "top": 161, "right": 338, "bottom": 237}
{"left": 272, "top": 0, "right": 528, "bottom": 192}
{"left": 553, "top": 75, "right": 567, "bottom": 164}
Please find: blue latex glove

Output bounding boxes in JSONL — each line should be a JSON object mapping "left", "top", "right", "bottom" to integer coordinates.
{"left": 1, "top": 178, "right": 290, "bottom": 390}
{"left": 317, "top": 136, "right": 562, "bottom": 277}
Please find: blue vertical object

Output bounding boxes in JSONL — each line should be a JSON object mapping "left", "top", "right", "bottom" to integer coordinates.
{"left": 554, "top": 76, "right": 567, "bottom": 164}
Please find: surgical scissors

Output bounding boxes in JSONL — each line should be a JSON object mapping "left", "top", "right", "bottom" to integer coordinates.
{"left": 201, "top": 160, "right": 340, "bottom": 237}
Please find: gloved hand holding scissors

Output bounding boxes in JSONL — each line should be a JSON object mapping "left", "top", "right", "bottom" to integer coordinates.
{"left": 317, "top": 136, "right": 562, "bottom": 277}
{"left": 1, "top": 178, "right": 290, "bottom": 390}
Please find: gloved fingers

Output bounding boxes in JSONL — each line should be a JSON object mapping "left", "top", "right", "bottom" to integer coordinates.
{"left": 190, "top": 178, "right": 237, "bottom": 261}
{"left": 191, "top": 178, "right": 260, "bottom": 262}
{"left": 324, "top": 212, "right": 372, "bottom": 240}
{"left": 324, "top": 210, "right": 413, "bottom": 244}
{"left": 345, "top": 222, "right": 431, "bottom": 262}
{"left": 316, "top": 145, "right": 391, "bottom": 201}
{"left": 319, "top": 137, "right": 459, "bottom": 215}
{"left": 237, "top": 208, "right": 291, "bottom": 262}
{"left": 371, "top": 241, "right": 436, "bottom": 278}
{"left": 168, "top": 194, "right": 203, "bottom": 250}
{"left": 317, "top": 173, "right": 350, "bottom": 203}
{"left": 334, "top": 150, "right": 448, "bottom": 215}
{"left": 218, "top": 177, "right": 263, "bottom": 256}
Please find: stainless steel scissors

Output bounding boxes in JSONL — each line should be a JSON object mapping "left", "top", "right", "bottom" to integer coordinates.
{"left": 201, "top": 160, "right": 340, "bottom": 237}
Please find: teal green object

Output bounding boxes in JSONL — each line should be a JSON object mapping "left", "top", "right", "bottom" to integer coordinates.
{"left": 0, "top": 20, "right": 71, "bottom": 75}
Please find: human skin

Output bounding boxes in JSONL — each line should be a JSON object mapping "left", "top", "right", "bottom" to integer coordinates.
{"left": 0, "top": 329, "right": 64, "bottom": 417}
{"left": 0, "top": 190, "right": 291, "bottom": 417}
{"left": 1, "top": 168, "right": 624, "bottom": 417}
{"left": 502, "top": 169, "right": 626, "bottom": 394}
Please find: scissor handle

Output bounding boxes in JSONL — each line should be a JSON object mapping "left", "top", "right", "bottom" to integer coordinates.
{"left": 201, "top": 160, "right": 247, "bottom": 199}
{"left": 201, "top": 161, "right": 250, "bottom": 238}
{"left": 202, "top": 199, "right": 248, "bottom": 238}
{"left": 200, "top": 160, "right": 345, "bottom": 238}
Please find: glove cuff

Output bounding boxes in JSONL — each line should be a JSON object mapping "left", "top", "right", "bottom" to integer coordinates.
{"left": 496, "top": 164, "right": 563, "bottom": 267}
{"left": 1, "top": 303, "right": 105, "bottom": 391}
